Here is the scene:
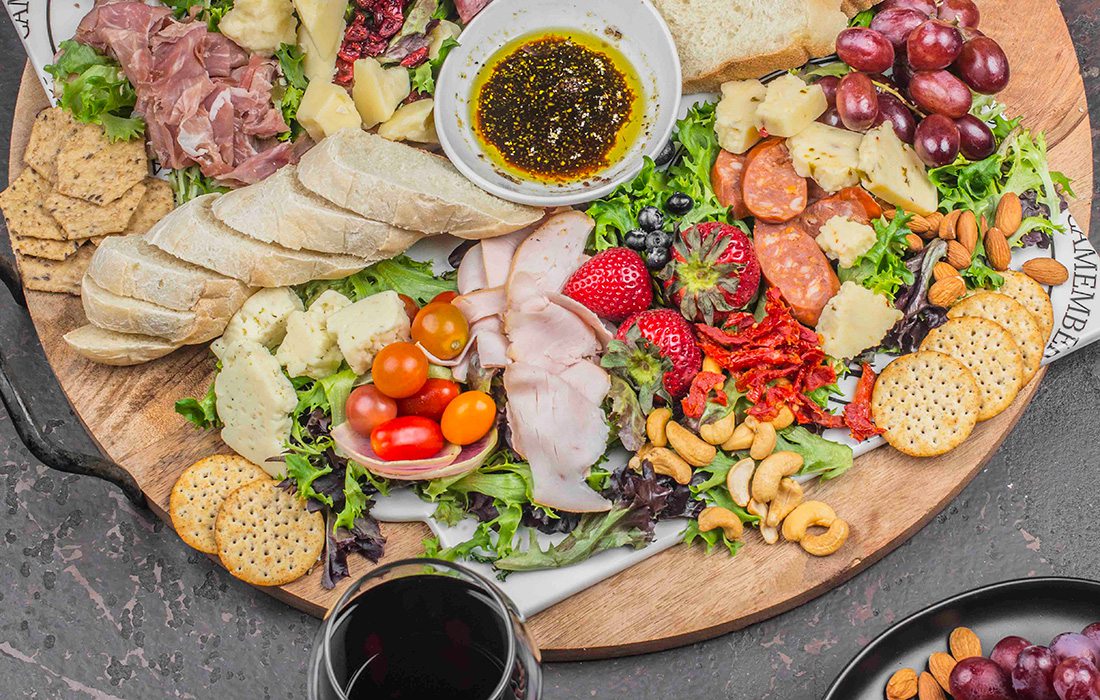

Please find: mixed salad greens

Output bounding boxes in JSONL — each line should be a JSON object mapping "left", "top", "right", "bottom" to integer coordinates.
{"left": 45, "top": 40, "right": 144, "bottom": 142}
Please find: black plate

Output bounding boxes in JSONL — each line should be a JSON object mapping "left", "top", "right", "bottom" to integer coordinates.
{"left": 825, "top": 577, "right": 1100, "bottom": 699}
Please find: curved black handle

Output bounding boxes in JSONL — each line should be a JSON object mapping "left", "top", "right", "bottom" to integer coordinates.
{"left": 0, "top": 255, "right": 146, "bottom": 507}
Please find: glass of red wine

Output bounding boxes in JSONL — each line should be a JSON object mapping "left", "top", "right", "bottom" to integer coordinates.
{"left": 308, "top": 558, "right": 542, "bottom": 700}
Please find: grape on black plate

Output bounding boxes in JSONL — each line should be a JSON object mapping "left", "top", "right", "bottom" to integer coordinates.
{"left": 992, "top": 636, "right": 1033, "bottom": 675}
{"left": 950, "top": 657, "right": 1016, "bottom": 700}
{"left": 956, "top": 114, "right": 996, "bottom": 160}
{"left": 914, "top": 113, "right": 961, "bottom": 166}
{"left": 1051, "top": 657, "right": 1100, "bottom": 700}
{"left": 836, "top": 72, "right": 880, "bottom": 131}
{"left": 1014, "top": 646, "right": 1060, "bottom": 700}
{"left": 954, "top": 36, "right": 1011, "bottom": 94}
{"left": 1051, "top": 633, "right": 1100, "bottom": 667}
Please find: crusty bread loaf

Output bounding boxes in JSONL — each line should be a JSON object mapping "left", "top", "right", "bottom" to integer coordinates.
{"left": 63, "top": 325, "right": 180, "bottom": 366}
{"left": 296, "top": 129, "right": 544, "bottom": 240}
{"left": 145, "top": 195, "right": 371, "bottom": 287}
{"left": 81, "top": 276, "right": 229, "bottom": 344}
{"left": 210, "top": 165, "right": 424, "bottom": 257}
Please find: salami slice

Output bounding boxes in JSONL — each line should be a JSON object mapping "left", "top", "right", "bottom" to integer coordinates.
{"left": 711, "top": 150, "right": 750, "bottom": 220}
{"left": 799, "top": 187, "right": 883, "bottom": 239}
{"left": 753, "top": 220, "right": 840, "bottom": 327}
{"left": 741, "top": 139, "right": 809, "bottom": 223}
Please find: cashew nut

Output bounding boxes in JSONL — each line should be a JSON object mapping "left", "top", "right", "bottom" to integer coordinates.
{"left": 702, "top": 356, "right": 723, "bottom": 375}
{"left": 749, "top": 420, "right": 777, "bottom": 460}
{"left": 725, "top": 458, "right": 755, "bottom": 508}
{"left": 666, "top": 422, "right": 716, "bottom": 467}
{"left": 781, "top": 501, "right": 837, "bottom": 543}
{"left": 645, "top": 447, "right": 693, "bottom": 485}
{"left": 800, "top": 519, "right": 850, "bottom": 557}
{"left": 722, "top": 422, "right": 755, "bottom": 452}
{"left": 764, "top": 478, "right": 804, "bottom": 528}
{"left": 699, "top": 412, "right": 736, "bottom": 446}
{"left": 770, "top": 405, "right": 795, "bottom": 430}
{"left": 646, "top": 408, "right": 672, "bottom": 448}
{"left": 748, "top": 500, "right": 779, "bottom": 544}
{"left": 697, "top": 506, "right": 744, "bottom": 541}
{"left": 743, "top": 416, "right": 759, "bottom": 430}
{"left": 750, "top": 451, "right": 804, "bottom": 503}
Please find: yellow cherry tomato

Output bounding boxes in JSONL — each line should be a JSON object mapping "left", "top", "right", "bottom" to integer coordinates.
{"left": 412, "top": 302, "right": 470, "bottom": 360}
{"left": 440, "top": 391, "right": 496, "bottom": 445}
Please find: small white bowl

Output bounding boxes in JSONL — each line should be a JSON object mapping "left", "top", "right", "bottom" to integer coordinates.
{"left": 434, "top": 0, "right": 682, "bottom": 207}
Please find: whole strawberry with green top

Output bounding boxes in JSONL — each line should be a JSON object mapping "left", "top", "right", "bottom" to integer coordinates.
{"left": 661, "top": 222, "right": 761, "bottom": 325}
{"left": 602, "top": 309, "right": 702, "bottom": 410}
{"left": 563, "top": 247, "right": 653, "bottom": 323}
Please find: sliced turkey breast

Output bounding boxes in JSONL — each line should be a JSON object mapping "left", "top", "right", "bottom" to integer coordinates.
{"left": 457, "top": 242, "right": 488, "bottom": 295}
{"left": 507, "top": 210, "right": 594, "bottom": 294}
{"left": 505, "top": 278, "right": 602, "bottom": 370}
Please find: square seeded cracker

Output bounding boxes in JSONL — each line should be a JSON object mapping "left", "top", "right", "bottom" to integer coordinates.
{"left": 0, "top": 169, "right": 67, "bottom": 241}
{"left": 23, "top": 107, "right": 79, "bottom": 183}
{"left": 45, "top": 180, "right": 147, "bottom": 239}
{"left": 55, "top": 123, "right": 149, "bottom": 205}
{"left": 15, "top": 243, "right": 96, "bottom": 295}
{"left": 123, "top": 178, "right": 175, "bottom": 235}
{"left": 11, "top": 235, "right": 79, "bottom": 261}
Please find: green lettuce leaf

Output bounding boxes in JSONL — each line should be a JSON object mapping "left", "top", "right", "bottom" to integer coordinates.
{"left": 168, "top": 165, "right": 231, "bottom": 206}
{"left": 45, "top": 41, "right": 144, "bottom": 142}
{"left": 275, "top": 43, "right": 308, "bottom": 141}
{"left": 174, "top": 378, "right": 220, "bottom": 429}
{"left": 298, "top": 255, "right": 457, "bottom": 306}
{"left": 494, "top": 508, "right": 649, "bottom": 571}
{"left": 839, "top": 213, "right": 915, "bottom": 300}
{"left": 682, "top": 518, "right": 742, "bottom": 556}
{"left": 410, "top": 37, "right": 459, "bottom": 95}
{"left": 777, "top": 426, "right": 853, "bottom": 480}
{"left": 690, "top": 452, "right": 758, "bottom": 521}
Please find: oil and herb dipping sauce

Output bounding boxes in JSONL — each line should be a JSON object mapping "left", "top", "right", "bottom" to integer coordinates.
{"left": 471, "top": 29, "right": 644, "bottom": 184}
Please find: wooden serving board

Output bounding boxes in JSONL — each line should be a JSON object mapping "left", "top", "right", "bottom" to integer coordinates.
{"left": 7, "top": 0, "right": 1093, "bottom": 660}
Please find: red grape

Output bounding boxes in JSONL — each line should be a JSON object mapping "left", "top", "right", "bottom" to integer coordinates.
{"left": 876, "top": 93, "right": 917, "bottom": 144}
{"left": 907, "top": 20, "right": 964, "bottom": 70}
{"left": 818, "top": 107, "right": 844, "bottom": 128}
{"left": 816, "top": 75, "right": 840, "bottom": 108}
{"left": 956, "top": 114, "right": 996, "bottom": 160}
{"left": 836, "top": 72, "right": 880, "bottom": 131}
{"left": 879, "top": 0, "right": 935, "bottom": 15}
{"left": 871, "top": 8, "right": 928, "bottom": 48}
{"left": 1052, "top": 658, "right": 1100, "bottom": 700}
{"left": 914, "top": 113, "right": 960, "bottom": 166}
{"left": 893, "top": 49, "right": 915, "bottom": 89}
{"left": 1052, "top": 634, "right": 1100, "bottom": 667}
{"left": 909, "top": 69, "right": 973, "bottom": 118}
{"left": 992, "top": 636, "right": 1034, "bottom": 675}
{"left": 954, "top": 37, "right": 1011, "bottom": 94}
{"left": 950, "top": 657, "right": 1015, "bottom": 700}
{"left": 938, "top": 0, "right": 981, "bottom": 28}
{"left": 1083, "top": 624, "right": 1100, "bottom": 648}
{"left": 836, "top": 28, "right": 895, "bottom": 73}
{"left": 1014, "top": 646, "right": 1060, "bottom": 700}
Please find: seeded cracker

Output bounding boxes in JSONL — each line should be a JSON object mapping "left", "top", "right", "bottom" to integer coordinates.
{"left": 920, "top": 317, "right": 1024, "bottom": 421}
{"left": 215, "top": 479, "right": 325, "bottom": 586}
{"left": 0, "top": 169, "right": 68, "bottom": 241}
{"left": 23, "top": 107, "right": 79, "bottom": 182}
{"left": 997, "top": 270, "right": 1055, "bottom": 340}
{"left": 170, "top": 455, "right": 270, "bottom": 554}
{"left": 948, "top": 292, "right": 1045, "bottom": 382}
{"left": 123, "top": 179, "right": 175, "bottom": 235}
{"left": 55, "top": 122, "right": 148, "bottom": 205}
{"left": 46, "top": 180, "right": 147, "bottom": 240}
{"left": 16, "top": 243, "right": 96, "bottom": 295}
{"left": 871, "top": 351, "right": 980, "bottom": 457}
{"left": 11, "top": 235, "right": 80, "bottom": 261}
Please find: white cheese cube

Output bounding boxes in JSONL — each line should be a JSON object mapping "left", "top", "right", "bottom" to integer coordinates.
{"left": 817, "top": 282, "right": 904, "bottom": 359}
{"left": 859, "top": 123, "right": 939, "bottom": 215}
{"left": 293, "top": 0, "right": 347, "bottom": 57}
{"left": 216, "top": 339, "right": 297, "bottom": 475}
{"left": 308, "top": 290, "right": 353, "bottom": 317}
{"left": 756, "top": 74, "right": 828, "bottom": 139}
{"left": 715, "top": 79, "right": 767, "bottom": 154}
{"left": 218, "top": 0, "right": 297, "bottom": 55}
{"left": 817, "top": 216, "right": 877, "bottom": 269}
{"left": 327, "top": 290, "right": 411, "bottom": 374}
{"left": 786, "top": 122, "right": 864, "bottom": 193}
{"left": 214, "top": 288, "right": 304, "bottom": 360}
{"left": 297, "top": 80, "right": 362, "bottom": 142}
{"left": 353, "top": 58, "right": 411, "bottom": 129}
{"left": 275, "top": 290, "right": 351, "bottom": 380}
{"left": 378, "top": 99, "right": 439, "bottom": 144}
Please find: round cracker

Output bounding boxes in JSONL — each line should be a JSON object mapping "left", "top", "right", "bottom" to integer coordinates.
{"left": 998, "top": 270, "right": 1054, "bottom": 340}
{"left": 170, "top": 455, "right": 270, "bottom": 554}
{"left": 948, "top": 292, "right": 1044, "bottom": 382}
{"left": 215, "top": 480, "right": 325, "bottom": 587}
{"left": 871, "top": 351, "right": 981, "bottom": 457}
{"left": 920, "top": 318, "right": 1024, "bottom": 422}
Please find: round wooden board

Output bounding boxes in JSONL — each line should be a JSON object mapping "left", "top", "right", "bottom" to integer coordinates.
{"left": 7, "top": 0, "right": 1093, "bottom": 660}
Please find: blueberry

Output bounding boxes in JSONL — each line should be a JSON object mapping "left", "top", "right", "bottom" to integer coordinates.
{"left": 624, "top": 229, "right": 647, "bottom": 251}
{"left": 645, "top": 246, "right": 671, "bottom": 270}
{"left": 667, "top": 192, "right": 694, "bottom": 216}
{"left": 645, "top": 230, "right": 670, "bottom": 251}
{"left": 637, "top": 206, "right": 664, "bottom": 232}
{"left": 653, "top": 141, "right": 677, "bottom": 167}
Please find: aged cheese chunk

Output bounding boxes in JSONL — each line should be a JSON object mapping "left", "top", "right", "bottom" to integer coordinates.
{"left": 817, "top": 282, "right": 903, "bottom": 359}
{"left": 859, "top": 123, "right": 938, "bottom": 215}
{"left": 428, "top": 20, "right": 461, "bottom": 60}
{"left": 817, "top": 215, "right": 877, "bottom": 268}
{"left": 276, "top": 290, "right": 351, "bottom": 380}
{"left": 786, "top": 122, "right": 864, "bottom": 193}
{"left": 214, "top": 288, "right": 304, "bottom": 360}
{"left": 216, "top": 339, "right": 297, "bottom": 475}
{"left": 293, "top": 0, "right": 346, "bottom": 77}
{"left": 378, "top": 99, "right": 438, "bottom": 144}
{"left": 353, "top": 58, "right": 411, "bottom": 129}
{"left": 756, "top": 74, "right": 827, "bottom": 139}
{"left": 298, "top": 26, "right": 335, "bottom": 82}
{"left": 715, "top": 79, "right": 767, "bottom": 155}
{"left": 218, "top": 0, "right": 297, "bottom": 55}
{"left": 327, "top": 290, "right": 411, "bottom": 374}
{"left": 297, "top": 80, "right": 362, "bottom": 142}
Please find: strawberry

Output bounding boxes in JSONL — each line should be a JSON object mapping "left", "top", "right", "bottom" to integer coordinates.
{"left": 562, "top": 248, "right": 653, "bottom": 323}
{"left": 661, "top": 222, "right": 761, "bottom": 325}
{"left": 602, "top": 309, "right": 702, "bottom": 410}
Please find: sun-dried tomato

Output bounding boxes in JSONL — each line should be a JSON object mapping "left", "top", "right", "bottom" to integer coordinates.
{"left": 681, "top": 372, "right": 726, "bottom": 419}
{"left": 843, "top": 363, "right": 883, "bottom": 442}
{"left": 400, "top": 46, "right": 430, "bottom": 68}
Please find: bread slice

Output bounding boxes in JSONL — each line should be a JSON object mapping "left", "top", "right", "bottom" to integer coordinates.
{"left": 87, "top": 235, "right": 253, "bottom": 317}
{"left": 210, "top": 165, "right": 425, "bottom": 257}
{"left": 81, "top": 276, "right": 229, "bottom": 343}
{"left": 63, "top": 325, "right": 180, "bottom": 366}
{"left": 145, "top": 194, "right": 371, "bottom": 287}
{"left": 296, "top": 129, "right": 543, "bottom": 240}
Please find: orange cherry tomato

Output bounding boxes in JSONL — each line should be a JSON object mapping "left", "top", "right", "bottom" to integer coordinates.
{"left": 397, "top": 294, "right": 420, "bottom": 324}
{"left": 370, "top": 416, "right": 444, "bottom": 461}
{"left": 440, "top": 391, "right": 496, "bottom": 445}
{"left": 432, "top": 290, "right": 459, "bottom": 304}
{"left": 345, "top": 385, "right": 398, "bottom": 436}
{"left": 396, "top": 378, "right": 461, "bottom": 422}
{"left": 371, "top": 342, "right": 429, "bottom": 399}
{"left": 411, "top": 302, "right": 470, "bottom": 360}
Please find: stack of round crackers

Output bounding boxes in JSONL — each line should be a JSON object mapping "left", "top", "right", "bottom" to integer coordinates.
{"left": 872, "top": 271, "right": 1053, "bottom": 457}
{"left": 169, "top": 455, "right": 325, "bottom": 586}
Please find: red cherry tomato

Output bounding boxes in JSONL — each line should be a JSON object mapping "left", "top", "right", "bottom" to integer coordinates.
{"left": 345, "top": 385, "right": 398, "bottom": 436}
{"left": 432, "top": 290, "right": 459, "bottom": 304}
{"left": 396, "top": 378, "right": 461, "bottom": 422}
{"left": 370, "top": 416, "right": 445, "bottom": 461}
{"left": 411, "top": 302, "right": 470, "bottom": 360}
{"left": 372, "top": 342, "right": 429, "bottom": 398}
{"left": 440, "top": 391, "right": 496, "bottom": 446}
{"left": 397, "top": 294, "right": 420, "bottom": 323}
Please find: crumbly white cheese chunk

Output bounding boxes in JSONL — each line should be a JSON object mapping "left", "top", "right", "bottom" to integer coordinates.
{"left": 756, "top": 73, "right": 827, "bottom": 139}
{"left": 276, "top": 290, "right": 352, "bottom": 380}
{"left": 326, "top": 290, "right": 411, "bottom": 374}
{"left": 859, "top": 123, "right": 939, "bottom": 215}
{"left": 715, "top": 79, "right": 767, "bottom": 154}
{"left": 216, "top": 339, "right": 297, "bottom": 476}
{"left": 817, "top": 282, "right": 904, "bottom": 359}
{"left": 218, "top": 0, "right": 297, "bottom": 54}
{"left": 817, "top": 216, "right": 877, "bottom": 269}
{"left": 786, "top": 122, "right": 864, "bottom": 193}
{"left": 297, "top": 80, "right": 361, "bottom": 142}
{"left": 213, "top": 287, "right": 304, "bottom": 360}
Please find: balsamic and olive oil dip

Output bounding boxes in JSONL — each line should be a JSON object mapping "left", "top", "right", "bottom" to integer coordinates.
{"left": 472, "top": 29, "right": 643, "bottom": 183}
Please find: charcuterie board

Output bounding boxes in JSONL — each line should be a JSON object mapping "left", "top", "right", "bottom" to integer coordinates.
{"left": 6, "top": 0, "right": 1094, "bottom": 661}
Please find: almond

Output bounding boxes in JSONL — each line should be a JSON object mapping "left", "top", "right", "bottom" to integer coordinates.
{"left": 907, "top": 214, "right": 932, "bottom": 234}
{"left": 1022, "top": 258, "right": 1069, "bottom": 285}
{"left": 884, "top": 209, "right": 898, "bottom": 221}
{"left": 933, "top": 262, "right": 961, "bottom": 283}
{"left": 985, "top": 226, "right": 1011, "bottom": 271}
{"left": 918, "top": 671, "right": 946, "bottom": 700}
{"left": 946, "top": 240, "right": 971, "bottom": 269}
{"left": 950, "top": 626, "right": 982, "bottom": 661}
{"left": 939, "top": 210, "right": 961, "bottom": 241}
{"left": 906, "top": 233, "right": 925, "bottom": 252}
{"left": 929, "top": 652, "right": 957, "bottom": 692}
{"left": 887, "top": 668, "right": 919, "bottom": 700}
{"left": 928, "top": 276, "right": 966, "bottom": 307}
{"left": 996, "top": 192, "right": 1023, "bottom": 235}
{"left": 925, "top": 211, "right": 945, "bottom": 231}
{"left": 956, "top": 211, "right": 979, "bottom": 253}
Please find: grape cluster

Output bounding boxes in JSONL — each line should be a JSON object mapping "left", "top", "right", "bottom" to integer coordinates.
{"left": 822, "top": 0, "right": 1010, "bottom": 167}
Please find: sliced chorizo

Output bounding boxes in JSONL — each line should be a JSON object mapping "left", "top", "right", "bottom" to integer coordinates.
{"left": 753, "top": 220, "right": 840, "bottom": 327}
{"left": 799, "top": 186, "right": 883, "bottom": 239}
{"left": 711, "top": 149, "right": 751, "bottom": 220}
{"left": 741, "top": 139, "right": 809, "bottom": 223}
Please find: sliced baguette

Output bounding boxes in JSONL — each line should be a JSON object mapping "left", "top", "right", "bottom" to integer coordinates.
{"left": 87, "top": 235, "right": 253, "bottom": 316}
{"left": 210, "top": 165, "right": 424, "bottom": 257}
{"left": 296, "top": 129, "right": 543, "bottom": 239}
{"left": 145, "top": 194, "right": 371, "bottom": 287}
{"left": 63, "top": 325, "right": 180, "bottom": 366}
{"left": 81, "top": 276, "right": 229, "bottom": 343}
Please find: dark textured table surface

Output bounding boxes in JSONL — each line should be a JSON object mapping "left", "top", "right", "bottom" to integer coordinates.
{"left": 1, "top": 5, "right": 1099, "bottom": 699}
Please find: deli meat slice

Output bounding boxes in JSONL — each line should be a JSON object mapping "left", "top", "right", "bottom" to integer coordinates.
{"left": 753, "top": 220, "right": 840, "bottom": 327}
{"left": 457, "top": 243, "right": 488, "bottom": 295}
{"left": 505, "top": 278, "right": 602, "bottom": 369}
{"left": 742, "top": 139, "right": 809, "bottom": 223}
{"left": 507, "top": 210, "right": 594, "bottom": 294}
{"left": 455, "top": 0, "right": 494, "bottom": 24}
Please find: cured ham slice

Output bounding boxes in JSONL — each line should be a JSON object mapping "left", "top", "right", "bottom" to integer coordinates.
{"left": 507, "top": 210, "right": 594, "bottom": 294}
